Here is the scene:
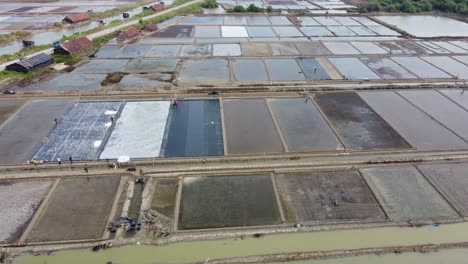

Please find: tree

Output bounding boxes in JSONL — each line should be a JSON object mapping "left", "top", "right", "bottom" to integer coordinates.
{"left": 266, "top": 6, "right": 274, "bottom": 12}
{"left": 201, "top": 0, "right": 219, "bottom": 8}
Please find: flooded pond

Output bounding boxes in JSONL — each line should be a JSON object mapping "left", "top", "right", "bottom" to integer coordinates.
{"left": 375, "top": 16, "right": 468, "bottom": 37}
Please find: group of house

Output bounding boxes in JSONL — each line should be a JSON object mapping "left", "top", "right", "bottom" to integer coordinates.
{"left": 6, "top": 2, "right": 165, "bottom": 73}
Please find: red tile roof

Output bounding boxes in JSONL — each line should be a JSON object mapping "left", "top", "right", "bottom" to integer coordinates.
{"left": 120, "top": 27, "right": 139, "bottom": 39}
{"left": 145, "top": 23, "right": 158, "bottom": 31}
{"left": 61, "top": 37, "right": 95, "bottom": 54}
{"left": 64, "top": 12, "right": 90, "bottom": 23}
{"left": 151, "top": 3, "right": 165, "bottom": 11}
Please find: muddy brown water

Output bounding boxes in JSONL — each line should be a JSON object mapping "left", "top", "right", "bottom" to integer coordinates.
{"left": 13, "top": 221, "right": 468, "bottom": 264}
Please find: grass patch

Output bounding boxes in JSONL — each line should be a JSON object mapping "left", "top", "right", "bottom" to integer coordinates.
{"left": 0, "top": 31, "right": 32, "bottom": 46}
{"left": 0, "top": 68, "right": 47, "bottom": 82}
{"left": 0, "top": 44, "right": 52, "bottom": 64}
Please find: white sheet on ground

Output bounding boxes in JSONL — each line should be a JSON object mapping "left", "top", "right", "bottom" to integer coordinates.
{"left": 100, "top": 101, "right": 170, "bottom": 159}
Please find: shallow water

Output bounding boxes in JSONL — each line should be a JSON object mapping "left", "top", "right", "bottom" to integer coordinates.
{"left": 14, "top": 222, "right": 468, "bottom": 264}
{"left": 375, "top": 15, "right": 468, "bottom": 37}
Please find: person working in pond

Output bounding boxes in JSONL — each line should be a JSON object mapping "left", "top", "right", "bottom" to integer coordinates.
{"left": 172, "top": 98, "right": 178, "bottom": 109}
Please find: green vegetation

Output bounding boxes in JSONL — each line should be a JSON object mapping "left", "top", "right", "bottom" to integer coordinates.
{"left": 227, "top": 4, "right": 275, "bottom": 12}
{"left": 0, "top": 31, "right": 32, "bottom": 46}
{"left": 0, "top": 1, "right": 202, "bottom": 83}
{"left": 362, "top": 0, "right": 468, "bottom": 14}
{"left": 202, "top": 0, "right": 219, "bottom": 8}
{"left": 0, "top": 44, "right": 51, "bottom": 64}
{"left": 0, "top": 68, "right": 47, "bottom": 82}
{"left": 90, "top": 0, "right": 155, "bottom": 20}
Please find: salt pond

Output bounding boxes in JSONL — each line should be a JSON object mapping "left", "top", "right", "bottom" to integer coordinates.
{"left": 375, "top": 16, "right": 468, "bottom": 37}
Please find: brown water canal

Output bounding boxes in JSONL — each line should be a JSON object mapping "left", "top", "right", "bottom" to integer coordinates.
{"left": 13, "top": 222, "right": 468, "bottom": 264}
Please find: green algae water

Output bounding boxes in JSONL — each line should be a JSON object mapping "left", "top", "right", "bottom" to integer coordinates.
{"left": 14, "top": 222, "right": 468, "bottom": 264}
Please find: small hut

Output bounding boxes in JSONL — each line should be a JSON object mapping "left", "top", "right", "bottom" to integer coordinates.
{"left": 151, "top": 2, "right": 165, "bottom": 11}
{"left": 63, "top": 13, "right": 90, "bottom": 24}
{"left": 144, "top": 23, "right": 158, "bottom": 32}
{"left": 6, "top": 53, "right": 54, "bottom": 73}
{"left": 54, "top": 37, "right": 95, "bottom": 55}
{"left": 117, "top": 27, "right": 140, "bottom": 42}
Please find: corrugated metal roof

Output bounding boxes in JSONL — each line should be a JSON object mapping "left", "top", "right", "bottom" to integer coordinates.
{"left": 17, "top": 53, "right": 53, "bottom": 68}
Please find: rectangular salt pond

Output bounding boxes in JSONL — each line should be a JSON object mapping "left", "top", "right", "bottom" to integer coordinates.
{"left": 0, "top": 100, "right": 74, "bottom": 164}
{"left": 419, "top": 163, "right": 468, "bottom": 216}
{"left": 439, "top": 89, "right": 468, "bottom": 111}
{"left": 326, "top": 26, "right": 357, "bottom": 36}
{"left": 246, "top": 26, "right": 277, "bottom": 37}
{"left": 179, "top": 175, "right": 280, "bottom": 229}
{"left": 268, "top": 16, "right": 292, "bottom": 25}
{"left": 360, "top": 57, "right": 416, "bottom": 79}
{"left": 390, "top": 57, "right": 452, "bottom": 78}
{"left": 297, "top": 17, "right": 320, "bottom": 26}
{"left": 180, "top": 16, "right": 224, "bottom": 25}
{"left": 221, "top": 26, "right": 248, "bottom": 37}
{"left": 398, "top": 90, "right": 468, "bottom": 142}
{"left": 224, "top": 16, "right": 247, "bottom": 25}
{"left": 212, "top": 44, "right": 241, "bottom": 56}
{"left": 359, "top": 91, "right": 468, "bottom": 150}
{"left": 331, "top": 17, "right": 361, "bottom": 26}
{"left": 328, "top": 58, "right": 380, "bottom": 80}
{"left": 179, "top": 59, "right": 230, "bottom": 83}
{"left": 162, "top": 100, "right": 224, "bottom": 157}
{"left": 246, "top": 16, "right": 271, "bottom": 25}
{"left": 100, "top": 101, "right": 169, "bottom": 159}
{"left": 180, "top": 44, "right": 211, "bottom": 56}
{"left": 296, "top": 58, "right": 331, "bottom": 80}
{"left": 26, "top": 177, "right": 121, "bottom": 242}
{"left": 269, "top": 42, "right": 300, "bottom": 55}
{"left": 232, "top": 59, "right": 269, "bottom": 82}
{"left": 223, "top": 99, "right": 284, "bottom": 154}
{"left": 0, "top": 180, "right": 52, "bottom": 243}
{"left": 453, "top": 56, "right": 468, "bottom": 65}
{"left": 314, "top": 92, "right": 409, "bottom": 151}
{"left": 149, "top": 25, "right": 194, "bottom": 37}
{"left": 94, "top": 46, "right": 122, "bottom": 58}
{"left": 295, "top": 42, "right": 330, "bottom": 55}
{"left": 118, "top": 45, "right": 152, "bottom": 58}
{"left": 194, "top": 26, "right": 220, "bottom": 37}
{"left": 124, "top": 59, "right": 179, "bottom": 72}
{"left": 314, "top": 17, "right": 340, "bottom": 26}
{"left": 27, "top": 73, "right": 106, "bottom": 91}
{"left": 145, "top": 45, "right": 181, "bottom": 57}
{"left": 272, "top": 26, "right": 303, "bottom": 37}
{"left": 34, "top": 102, "right": 122, "bottom": 161}
{"left": 275, "top": 171, "right": 386, "bottom": 222}
{"left": 299, "top": 26, "right": 334, "bottom": 37}
{"left": 268, "top": 98, "right": 342, "bottom": 151}
{"left": 366, "top": 25, "right": 399, "bottom": 36}
{"left": 73, "top": 59, "right": 129, "bottom": 73}
{"left": 375, "top": 16, "right": 468, "bottom": 37}
{"left": 415, "top": 41, "right": 451, "bottom": 53}
{"left": 264, "top": 59, "right": 306, "bottom": 81}
{"left": 348, "top": 26, "right": 378, "bottom": 36}
{"left": 421, "top": 56, "right": 468, "bottom": 79}
{"left": 350, "top": 42, "right": 388, "bottom": 54}
{"left": 449, "top": 41, "right": 468, "bottom": 51}
{"left": 360, "top": 166, "right": 459, "bottom": 221}
{"left": 431, "top": 41, "right": 467, "bottom": 53}
{"left": 323, "top": 42, "right": 360, "bottom": 55}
